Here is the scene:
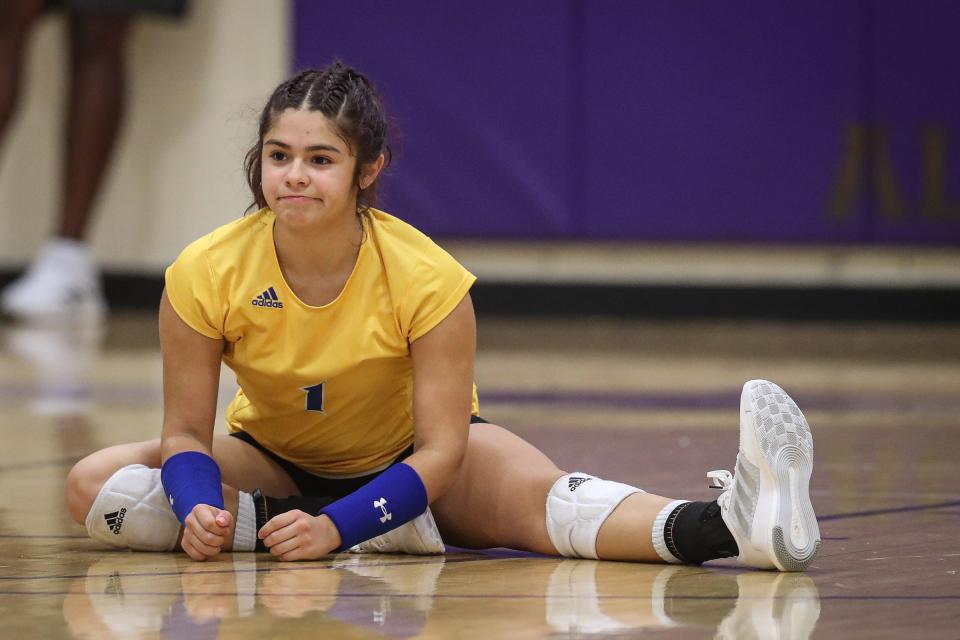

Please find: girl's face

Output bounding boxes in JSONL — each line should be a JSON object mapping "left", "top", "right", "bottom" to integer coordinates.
{"left": 260, "top": 108, "right": 360, "bottom": 230}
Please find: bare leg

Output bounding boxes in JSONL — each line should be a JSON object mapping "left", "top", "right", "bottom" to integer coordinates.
{"left": 431, "top": 423, "right": 563, "bottom": 554}
{"left": 60, "top": 11, "right": 131, "bottom": 240}
{"left": 595, "top": 492, "right": 673, "bottom": 561}
{"left": 431, "top": 423, "right": 681, "bottom": 562}
{"left": 0, "top": 0, "right": 44, "bottom": 140}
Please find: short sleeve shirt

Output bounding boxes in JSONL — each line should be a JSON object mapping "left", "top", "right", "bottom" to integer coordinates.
{"left": 164, "top": 208, "right": 478, "bottom": 475}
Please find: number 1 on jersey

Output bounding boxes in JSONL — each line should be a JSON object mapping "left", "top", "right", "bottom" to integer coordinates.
{"left": 303, "top": 382, "right": 326, "bottom": 413}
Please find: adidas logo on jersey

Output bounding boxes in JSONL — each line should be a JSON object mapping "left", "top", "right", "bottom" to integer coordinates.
{"left": 252, "top": 286, "right": 284, "bottom": 308}
{"left": 104, "top": 508, "right": 127, "bottom": 535}
{"left": 568, "top": 476, "right": 591, "bottom": 491}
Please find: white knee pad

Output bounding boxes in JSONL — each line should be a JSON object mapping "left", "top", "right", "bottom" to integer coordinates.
{"left": 545, "top": 473, "right": 643, "bottom": 559}
{"left": 85, "top": 464, "right": 181, "bottom": 551}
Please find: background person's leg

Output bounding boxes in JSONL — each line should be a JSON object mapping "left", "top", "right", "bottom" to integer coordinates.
{"left": 0, "top": 8, "right": 129, "bottom": 320}
{"left": 61, "top": 9, "right": 130, "bottom": 240}
{"left": 0, "top": 0, "right": 44, "bottom": 139}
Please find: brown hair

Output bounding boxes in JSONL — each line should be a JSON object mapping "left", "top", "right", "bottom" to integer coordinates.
{"left": 243, "top": 60, "right": 392, "bottom": 216}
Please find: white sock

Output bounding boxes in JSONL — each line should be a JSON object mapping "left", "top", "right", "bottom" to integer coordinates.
{"left": 43, "top": 237, "right": 95, "bottom": 270}
{"left": 651, "top": 500, "right": 688, "bottom": 564}
{"left": 233, "top": 491, "right": 257, "bottom": 551}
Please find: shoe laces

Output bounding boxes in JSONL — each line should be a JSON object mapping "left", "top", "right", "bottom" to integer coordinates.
{"left": 707, "top": 469, "right": 733, "bottom": 490}
{"left": 707, "top": 470, "right": 734, "bottom": 510}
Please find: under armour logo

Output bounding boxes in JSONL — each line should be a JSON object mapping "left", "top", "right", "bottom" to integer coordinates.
{"left": 568, "top": 476, "right": 591, "bottom": 491}
{"left": 374, "top": 498, "right": 392, "bottom": 523}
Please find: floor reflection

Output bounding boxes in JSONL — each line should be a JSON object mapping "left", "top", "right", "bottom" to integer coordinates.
{"left": 543, "top": 561, "right": 820, "bottom": 639}
{"left": 62, "top": 553, "right": 821, "bottom": 639}
{"left": 62, "top": 555, "right": 182, "bottom": 640}
{"left": 3, "top": 321, "right": 104, "bottom": 416}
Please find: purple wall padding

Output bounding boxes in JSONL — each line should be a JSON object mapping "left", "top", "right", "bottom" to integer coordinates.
{"left": 293, "top": 1, "right": 960, "bottom": 244}
{"left": 579, "top": 3, "right": 865, "bottom": 242}
{"left": 292, "top": 1, "right": 577, "bottom": 238}
{"left": 870, "top": 1, "right": 960, "bottom": 243}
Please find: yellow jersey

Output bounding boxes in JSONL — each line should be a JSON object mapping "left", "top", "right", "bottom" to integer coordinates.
{"left": 164, "top": 208, "right": 478, "bottom": 476}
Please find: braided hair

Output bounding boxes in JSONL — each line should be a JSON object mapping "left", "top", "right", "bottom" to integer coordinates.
{"left": 244, "top": 61, "right": 392, "bottom": 216}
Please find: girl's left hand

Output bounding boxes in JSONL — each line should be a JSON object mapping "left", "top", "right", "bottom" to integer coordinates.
{"left": 258, "top": 511, "right": 342, "bottom": 561}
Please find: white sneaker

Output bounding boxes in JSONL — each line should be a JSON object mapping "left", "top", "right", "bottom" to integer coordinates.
{"left": 350, "top": 508, "right": 446, "bottom": 555}
{"left": 711, "top": 380, "right": 820, "bottom": 571}
{"left": 0, "top": 238, "right": 106, "bottom": 322}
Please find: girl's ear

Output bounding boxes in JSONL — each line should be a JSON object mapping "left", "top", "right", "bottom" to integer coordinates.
{"left": 359, "top": 153, "right": 386, "bottom": 190}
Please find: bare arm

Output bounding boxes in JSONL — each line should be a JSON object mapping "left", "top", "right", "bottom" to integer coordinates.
{"left": 158, "top": 289, "right": 231, "bottom": 560}
{"left": 158, "top": 289, "right": 224, "bottom": 461}
{"left": 405, "top": 293, "right": 477, "bottom": 502}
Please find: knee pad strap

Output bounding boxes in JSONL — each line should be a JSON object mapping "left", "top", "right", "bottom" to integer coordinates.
{"left": 545, "top": 473, "right": 643, "bottom": 559}
{"left": 85, "top": 464, "right": 181, "bottom": 551}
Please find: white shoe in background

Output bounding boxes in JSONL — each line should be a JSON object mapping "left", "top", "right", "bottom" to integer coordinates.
{"left": 0, "top": 238, "right": 106, "bottom": 322}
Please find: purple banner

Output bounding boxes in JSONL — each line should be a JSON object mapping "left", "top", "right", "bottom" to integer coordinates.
{"left": 293, "top": 1, "right": 960, "bottom": 244}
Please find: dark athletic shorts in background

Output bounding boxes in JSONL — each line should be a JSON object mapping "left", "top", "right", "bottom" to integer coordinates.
{"left": 46, "top": 0, "right": 188, "bottom": 18}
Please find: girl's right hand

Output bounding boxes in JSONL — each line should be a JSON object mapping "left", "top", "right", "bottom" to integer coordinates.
{"left": 181, "top": 504, "right": 233, "bottom": 561}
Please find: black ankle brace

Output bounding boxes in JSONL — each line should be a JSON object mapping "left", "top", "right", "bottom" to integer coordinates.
{"left": 250, "top": 489, "right": 337, "bottom": 552}
{"left": 663, "top": 500, "right": 739, "bottom": 565}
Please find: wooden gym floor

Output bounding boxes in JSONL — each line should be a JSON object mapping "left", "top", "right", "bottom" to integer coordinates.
{"left": 0, "top": 314, "right": 957, "bottom": 639}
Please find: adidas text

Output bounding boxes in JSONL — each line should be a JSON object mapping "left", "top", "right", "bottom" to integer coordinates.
{"left": 251, "top": 298, "right": 284, "bottom": 308}
{"left": 104, "top": 507, "right": 127, "bottom": 535}
{"left": 252, "top": 286, "right": 284, "bottom": 308}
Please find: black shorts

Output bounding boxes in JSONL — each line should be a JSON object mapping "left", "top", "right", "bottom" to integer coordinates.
{"left": 45, "top": 0, "right": 188, "bottom": 17}
{"left": 229, "top": 415, "right": 489, "bottom": 498}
